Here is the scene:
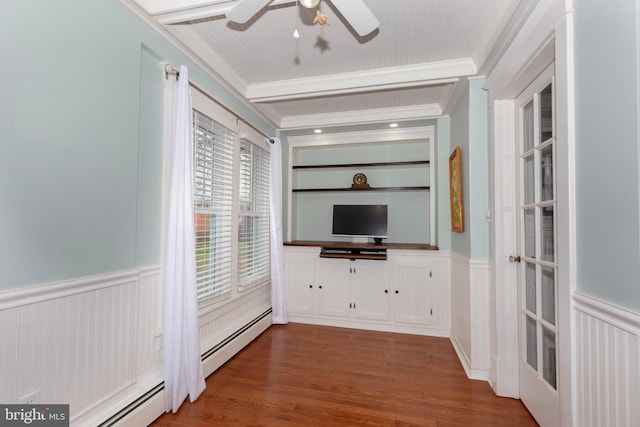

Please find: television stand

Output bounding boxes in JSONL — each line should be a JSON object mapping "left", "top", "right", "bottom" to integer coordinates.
{"left": 319, "top": 244, "right": 387, "bottom": 261}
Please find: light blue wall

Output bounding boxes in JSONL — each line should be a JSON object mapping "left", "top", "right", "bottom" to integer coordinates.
{"left": 468, "top": 80, "right": 490, "bottom": 260}
{"left": 136, "top": 46, "right": 165, "bottom": 266}
{"left": 436, "top": 117, "right": 452, "bottom": 251}
{"left": 0, "top": 1, "right": 275, "bottom": 290}
{"left": 450, "top": 82, "right": 472, "bottom": 258}
{"left": 448, "top": 79, "right": 490, "bottom": 260}
{"left": 574, "top": 0, "right": 640, "bottom": 311}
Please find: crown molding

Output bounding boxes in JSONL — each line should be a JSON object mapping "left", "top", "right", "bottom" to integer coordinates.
{"left": 246, "top": 59, "right": 474, "bottom": 102}
{"left": 130, "top": 0, "right": 237, "bottom": 16}
{"left": 163, "top": 24, "right": 249, "bottom": 94}
{"left": 120, "top": 0, "right": 278, "bottom": 132}
{"left": 156, "top": 0, "right": 295, "bottom": 24}
{"left": 279, "top": 104, "right": 442, "bottom": 129}
{"left": 477, "top": 0, "right": 540, "bottom": 76}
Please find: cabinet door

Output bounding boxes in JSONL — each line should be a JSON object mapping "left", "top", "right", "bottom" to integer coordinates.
{"left": 352, "top": 260, "right": 391, "bottom": 321}
{"left": 285, "top": 255, "right": 316, "bottom": 315}
{"left": 316, "top": 259, "right": 351, "bottom": 318}
{"left": 393, "top": 263, "right": 432, "bottom": 325}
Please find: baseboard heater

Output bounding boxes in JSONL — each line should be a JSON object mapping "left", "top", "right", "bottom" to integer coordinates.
{"left": 97, "top": 308, "right": 273, "bottom": 427}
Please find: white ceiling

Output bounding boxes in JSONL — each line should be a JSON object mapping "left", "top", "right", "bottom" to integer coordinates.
{"left": 126, "top": 0, "right": 528, "bottom": 130}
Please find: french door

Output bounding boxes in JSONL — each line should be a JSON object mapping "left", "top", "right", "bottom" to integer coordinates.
{"left": 516, "top": 64, "right": 560, "bottom": 426}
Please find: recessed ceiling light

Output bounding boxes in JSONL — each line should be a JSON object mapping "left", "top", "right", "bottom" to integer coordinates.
{"left": 300, "top": 0, "right": 321, "bottom": 8}
{"left": 389, "top": 123, "right": 399, "bottom": 128}
{"left": 314, "top": 129, "right": 322, "bottom": 134}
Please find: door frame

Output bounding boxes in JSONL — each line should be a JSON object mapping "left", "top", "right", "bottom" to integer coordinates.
{"left": 485, "top": 1, "right": 575, "bottom": 426}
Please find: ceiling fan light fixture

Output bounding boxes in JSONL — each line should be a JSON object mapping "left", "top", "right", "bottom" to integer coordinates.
{"left": 299, "top": 0, "right": 321, "bottom": 8}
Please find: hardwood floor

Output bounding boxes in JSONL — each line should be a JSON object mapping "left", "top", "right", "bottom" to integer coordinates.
{"left": 152, "top": 323, "right": 537, "bottom": 426}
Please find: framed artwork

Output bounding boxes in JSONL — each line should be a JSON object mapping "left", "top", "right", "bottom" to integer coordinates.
{"left": 449, "top": 146, "right": 464, "bottom": 232}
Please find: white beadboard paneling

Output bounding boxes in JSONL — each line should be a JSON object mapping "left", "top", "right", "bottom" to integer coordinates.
{"left": 0, "top": 308, "right": 19, "bottom": 403}
{"left": 136, "top": 271, "right": 164, "bottom": 375}
{"left": 574, "top": 293, "right": 640, "bottom": 427}
{"left": 0, "top": 268, "right": 158, "bottom": 423}
{"left": 451, "top": 253, "right": 471, "bottom": 366}
{"left": 8, "top": 280, "right": 138, "bottom": 419}
{"left": 450, "top": 253, "right": 490, "bottom": 381}
{"left": 0, "top": 265, "right": 277, "bottom": 427}
{"left": 469, "top": 259, "right": 491, "bottom": 377}
{"left": 198, "top": 286, "right": 272, "bottom": 354}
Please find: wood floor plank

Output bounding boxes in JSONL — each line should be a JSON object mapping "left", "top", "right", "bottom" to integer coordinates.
{"left": 152, "top": 323, "right": 538, "bottom": 426}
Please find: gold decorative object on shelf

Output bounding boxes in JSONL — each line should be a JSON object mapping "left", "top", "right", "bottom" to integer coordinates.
{"left": 351, "top": 172, "right": 370, "bottom": 189}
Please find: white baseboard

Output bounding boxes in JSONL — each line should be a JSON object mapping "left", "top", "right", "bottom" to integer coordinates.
{"left": 450, "top": 335, "right": 489, "bottom": 381}
{"left": 286, "top": 316, "right": 451, "bottom": 338}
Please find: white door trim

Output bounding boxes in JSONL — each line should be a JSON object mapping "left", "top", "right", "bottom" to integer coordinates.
{"left": 486, "top": 2, "right": 574, "bottom": 426}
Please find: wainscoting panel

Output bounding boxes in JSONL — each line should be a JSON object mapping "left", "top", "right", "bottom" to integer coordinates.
{"left": 450, "top": 253, "right": 471, "bottom": 373}
{"left": 449, "top": 253, "right": 490, "bottom": 381}
{"left": 198, "top": 286, "right": 272, "bottom": 358}
{"left": 0, "top": 270, "right": 142, "bottom": 421}
{"left": 574, "top": 293, "right": 640, "bottom": 427}
{"left": 0, "top": 267, "right": 274, "bottom": 427}
{"left": 135, "top": 268, "right": 163, "bottom": 376}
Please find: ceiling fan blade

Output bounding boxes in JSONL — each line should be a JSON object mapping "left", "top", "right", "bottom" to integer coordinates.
{"left": 226, "top": 0, "right": 273, "bottom": 24}
{"left": 329, "top": 0, "right": 379, "bottom": 37}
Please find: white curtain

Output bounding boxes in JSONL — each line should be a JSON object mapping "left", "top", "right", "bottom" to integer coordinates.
{"left": 163, "top": 65, "right": 206, "bottom": 413}
{"left": 269, "top": 137, "right": 288, "bottom": 324}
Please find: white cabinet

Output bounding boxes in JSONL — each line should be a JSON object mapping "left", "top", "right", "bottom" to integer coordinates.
{"left": 284, "top": 247, "right": 318, "bottom": 316}
{"left": 315, "top": 259, "right": 351, "bottom": 318}
{"left": 315, "top": 259, "right": 391, "bottom": 321}
{"left": 351, "top": 260, "right": 391, "bottom": 321}
{"left": 391, "top": 255, "right": 433, "bottom": 326}
{"left": 284, "top": 246, "right": 449, "bottom": 337}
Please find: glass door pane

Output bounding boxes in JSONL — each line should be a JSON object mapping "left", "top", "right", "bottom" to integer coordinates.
{"left": 541, "top": 267, "right": 555, "bottom": 325}
{"left": 523, "top": 101, "right": 535, "bottom": 152}
{"left": 524, "top": 155, "right": 535, "bottom": 204}
{"left": 525, "top": 263, "right": 536, "bottom": 313}
{"left": 524, "top": 209, "right": 536, "bottom": 258}
{"left": 542, "top": 326, "right": 557, "bottom": 388}
{"left": 541, "top": 207, "right": 554, "bottom": 262}
{"left": 540, "top": 84, "right": 553, "bottom": 142}
{"left": 526, "top": 316, "right": 538, "bottom": 369}
{"left": 540, "top": 145, "right": 553, "bottom": 201}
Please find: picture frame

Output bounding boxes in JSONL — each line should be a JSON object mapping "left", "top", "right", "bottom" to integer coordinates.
{"left": 449, "top": 146, "right": 464, "bottom": 232}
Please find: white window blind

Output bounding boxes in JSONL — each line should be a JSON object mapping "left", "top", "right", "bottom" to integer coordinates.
{"left": 238, "top": 139, "right": 270, "bottom": 291}
{"left": 193, "top": 109, "right": 235, "bottom": 301}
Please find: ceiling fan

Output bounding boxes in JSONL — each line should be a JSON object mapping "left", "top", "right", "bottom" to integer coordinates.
{"left": 226, "top": 0, "right": 379, "bottom": 37}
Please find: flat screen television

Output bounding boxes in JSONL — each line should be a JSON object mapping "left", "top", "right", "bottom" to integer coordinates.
{"left": 332, "top": 204, "right": 388, "bottom": 242}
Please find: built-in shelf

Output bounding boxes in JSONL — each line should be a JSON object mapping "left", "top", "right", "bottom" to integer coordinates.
{"left": 292, "top": 160, "right": 429, "bottom": 170}
{"left": 292, "top": 160, "right": 429, "bottom": 193}
{"left": 287, "top": 128, "right": 436, "bottom": 244}
{"left": 292, "top": 186, "right": 430, "bottom": 193}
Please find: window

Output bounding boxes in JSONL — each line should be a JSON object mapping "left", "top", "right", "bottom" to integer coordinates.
{"left": 193, "top": 109, "right": 235, "bottom": 301}
{"left": 238, "top": 138, "right": 270, "bottom": 291}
